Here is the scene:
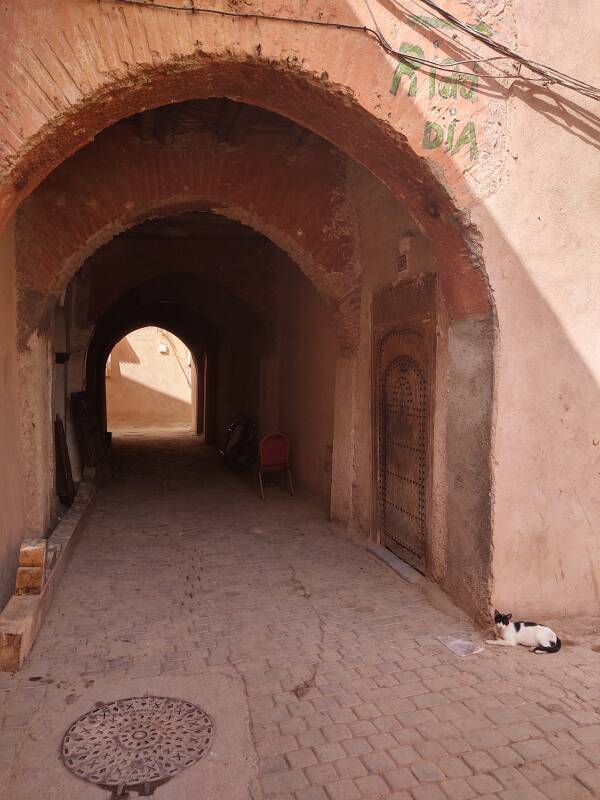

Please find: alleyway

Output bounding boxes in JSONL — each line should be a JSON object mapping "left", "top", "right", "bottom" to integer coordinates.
{"left": 1, "top": 431, "right": 600, "bottom": 800}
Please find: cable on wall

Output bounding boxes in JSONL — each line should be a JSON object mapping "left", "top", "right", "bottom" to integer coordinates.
{"left": 105, "top": 0, "right": 600, "bottom": 100}
{"left": 409, "top": 0, "right": 599, "bottom": 99}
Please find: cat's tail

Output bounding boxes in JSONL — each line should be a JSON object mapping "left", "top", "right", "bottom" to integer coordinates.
{"left": 533, "top": 636, "right": 561, "bottom": 654}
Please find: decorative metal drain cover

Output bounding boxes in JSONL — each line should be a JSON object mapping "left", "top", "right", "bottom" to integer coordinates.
{"left": 62, "top": 696, "right": 213, "bottom": 796}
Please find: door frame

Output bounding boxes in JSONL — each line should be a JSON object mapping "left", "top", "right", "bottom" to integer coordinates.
{"left": 371, "top": 275, "right": 437, "bottom": 575}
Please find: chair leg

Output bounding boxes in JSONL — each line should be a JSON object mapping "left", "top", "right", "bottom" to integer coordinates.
{"left": 287, "top": 467, "right": 295, "bottom": 496}
{"left": 258, "top": 468, "right": 265, "bottom": 500}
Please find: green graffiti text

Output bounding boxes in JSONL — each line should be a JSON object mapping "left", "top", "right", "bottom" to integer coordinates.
{"left": 422, "top": 119, "right": 478, "bottom": 160}
{"left": 390, "top": 42, "right": 479, "bottom": 102}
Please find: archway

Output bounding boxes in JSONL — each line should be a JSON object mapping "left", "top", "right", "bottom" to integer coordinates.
{"left": 105, "top": 326, "right": 199, "bottom": 435}
{"left": 67, "top": 208, "right": 339, "bottom": 512}
{"left": 0, "top": 2, "right": 494, "bottom": 304}
{"left": 3, "top": 17, "right": 496, "bottom": 619}
{"left": 85, "top": 292, "right": 260, "bottom": 455}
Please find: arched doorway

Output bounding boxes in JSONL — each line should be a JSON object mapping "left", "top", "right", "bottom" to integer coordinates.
{"left": 1, "top": 8, "right": 496, "bottom": 619}
{"left": 105, "top": 327, "right": 199, "bottom": 434}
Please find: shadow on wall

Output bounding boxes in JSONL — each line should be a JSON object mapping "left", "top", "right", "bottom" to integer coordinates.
{"left": 107, "top": 375, "right": 192, "bottom": 429}
{"left": 108, "top": 335, "right": 140, "bottom": 368}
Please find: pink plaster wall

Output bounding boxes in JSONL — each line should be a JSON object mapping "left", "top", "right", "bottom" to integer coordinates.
{"left": 478, "top": 1, "right": 600, "bottom": 618}
{"left": 277, "top": 263, "right": 338, "bottom": 507}
{"left": 0, "top": 220, "right": 26, "bottom": 609}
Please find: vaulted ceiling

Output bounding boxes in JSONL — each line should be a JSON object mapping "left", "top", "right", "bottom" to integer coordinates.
{"left": 120, "top": 98, "right": 319, "bottom": 149}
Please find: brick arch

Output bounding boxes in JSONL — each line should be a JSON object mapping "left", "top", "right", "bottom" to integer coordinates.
{"left": 6, "top": 6, "right": 497, "bottom": 619}
{"left": 17, "top": 124, "right": 358, "bottom": 349}
{"left": 96, "top": 311, "right": 210, "bottom": 403}
{"left": 2, "top": 4, "right": 491, "bottom": 323}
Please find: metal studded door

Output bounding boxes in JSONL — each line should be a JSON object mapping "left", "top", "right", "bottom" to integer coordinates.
{"left": 373, "top": 277, "right": 435, "bottom": 574}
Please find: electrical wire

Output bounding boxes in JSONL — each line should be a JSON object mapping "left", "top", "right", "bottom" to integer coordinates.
{"left": 106, "top": 0, "right": 600, "bottom": 100}
{"left": 411, "top": 0, "right": 599, "bottom": 99}
{"left": 364, "top": 0, "right": 511, "bottom": 73}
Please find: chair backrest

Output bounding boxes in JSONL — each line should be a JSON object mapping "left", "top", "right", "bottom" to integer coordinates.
{"left": 260, "top": 433, "right": 290, "bottom": 469}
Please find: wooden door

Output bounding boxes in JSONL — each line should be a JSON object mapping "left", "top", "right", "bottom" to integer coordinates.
{"left": 373, "top": 278, "right": 435, "bottom": 573}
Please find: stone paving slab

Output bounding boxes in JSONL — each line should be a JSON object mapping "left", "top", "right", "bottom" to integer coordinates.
{"left": 1, "top": 431, "right": 600, "bottom": 800}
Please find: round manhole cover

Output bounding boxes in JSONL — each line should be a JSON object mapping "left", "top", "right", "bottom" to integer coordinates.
{"left": 62, "top": 696, "right": 213, "bottom": 791}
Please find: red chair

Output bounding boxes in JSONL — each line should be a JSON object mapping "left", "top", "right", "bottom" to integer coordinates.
{"left": 256, "top": 433, "right": 295, "bottom": 500}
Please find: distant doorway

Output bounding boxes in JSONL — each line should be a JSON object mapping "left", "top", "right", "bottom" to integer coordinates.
{"left": 106, "top": 327, "right": 197, "bottom": 431}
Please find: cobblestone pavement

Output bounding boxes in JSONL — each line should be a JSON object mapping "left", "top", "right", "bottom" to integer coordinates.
{"left": 2, "top": 430, "right": 600, "bottom": 799}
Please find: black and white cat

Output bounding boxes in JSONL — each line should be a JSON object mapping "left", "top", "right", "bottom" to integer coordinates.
{"left": 487, "top": 610, "right": 561, "bottom": 653}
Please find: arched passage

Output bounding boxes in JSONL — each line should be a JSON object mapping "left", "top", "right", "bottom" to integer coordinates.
{"left": 16, "top": 107, "right": 489, "bottom": 348}
{"left": 91, "top": 306, "right": 214, "bottom": 443}
{"left": 71, "top": 211, "right": 339, "bottom": 513}
{"left": 84, "top": 275, "right": 264, "bottom": 449}
{"left": 2, "top": 12, "right": 496, "bottom": 619}
{"left": 0, "top": 2, "right": 494, "bottom": 312}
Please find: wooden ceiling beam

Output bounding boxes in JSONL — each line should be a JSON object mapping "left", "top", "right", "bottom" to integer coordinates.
{"left": 136, "top": 107, "right": 182, "bottom": 145}
{"left": 215, "top": 100, "right": 253, "bottom": 145}
{"left": 137, "top": 110, "right": 156, "bottom": 143}
{"left": 155, "top": 106, "right": 183, "bottom": 145}
{"left": 287, "top": 123, "right": 316, "bottom": 153}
